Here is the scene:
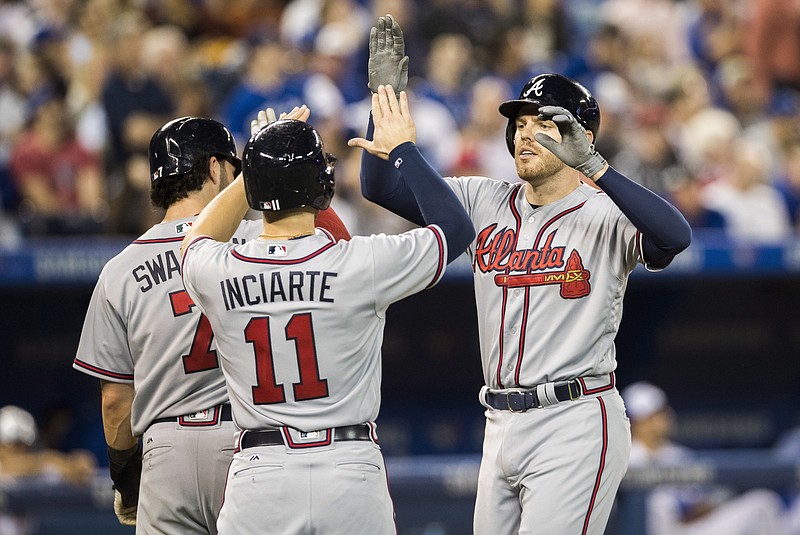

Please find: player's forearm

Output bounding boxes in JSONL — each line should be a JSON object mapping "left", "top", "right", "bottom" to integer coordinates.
{"left": 101, "top": 381, "right": 137, "bottom": 449}
{"left": 388, "top": 142, "right": 474, "bottom": 262}
{"left": 594, "top": 167, "right": 692, "bottom": 255}
{"left": 360, "top": 115, "right": 425, "bottom": 225}
{"left": 182, "top": 176, "right": 248, "bottom": 253}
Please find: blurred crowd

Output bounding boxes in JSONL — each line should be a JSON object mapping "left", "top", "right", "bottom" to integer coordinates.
{"left": 1, "top": 0, "right": 800, "bottom": 243}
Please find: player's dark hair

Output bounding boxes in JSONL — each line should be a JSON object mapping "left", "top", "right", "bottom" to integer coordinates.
{"left": 150, "top": 154, "right": 211, "bottom": 210}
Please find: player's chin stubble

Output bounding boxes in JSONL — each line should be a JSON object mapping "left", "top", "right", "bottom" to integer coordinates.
{"left": 515, "top": 150, "right": 563, "bottom": 184}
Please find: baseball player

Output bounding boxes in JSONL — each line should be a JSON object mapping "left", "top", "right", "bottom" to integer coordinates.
{"left": 179, "top": 99, "right": 473, "bottom": 534}
{"left": 73, "top": 115, "right": 350, "bottom": 533}
{"left": 356, "top": 15, "right": 692, "bottom": 535}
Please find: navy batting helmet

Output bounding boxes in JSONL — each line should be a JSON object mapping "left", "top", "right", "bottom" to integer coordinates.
{"left": 149, "top": 117, "right": 240, "bottom": 183}
{"left": 242, "top": 119, "right": 335, "bottom": 211}
{"left": 499, "top": 73, "right": 600, "bottom": 155}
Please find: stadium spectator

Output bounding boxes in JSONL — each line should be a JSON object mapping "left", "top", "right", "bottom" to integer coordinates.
{"left": 774, "top": 138, "right": 800, "bottom": 229}
{"left": 663, "top": 166, "right": 727, "bottom": 232}
{"left": 743, "top": 0, "right": 800, "bottom": 109}
{"left": 9, "top": 89, "right": 106, "bottom": 235}
{"left": 701, "top": 138, "right": 792, "bottom": 243}
{"left": 613, "top": 104, "right": 681, "bottom": 196}
{"left": 452, "top": 75, "right": 517, "bottom": 180}
{"left": 218, "top": 27, "right": 345, "bottom": 148}
{"left": 0, "top": 405, "right": 96, "bottom": 485}
{"left": 622, "top": 382, "right": 793, "bottom": 535}
{"left": 0, "top": 38, "right": 23, "bottom": 243}
{"left": 413, "top": 33, "right": 475, "bottom": 128}
{"left": 0, "top": 405, "right": 97, "bottom": 535}
{"left": 101, "top": 11, "right": 174, "bottom": 234}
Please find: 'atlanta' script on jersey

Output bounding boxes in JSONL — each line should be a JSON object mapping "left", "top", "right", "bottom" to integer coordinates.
{"left": 474, "top": 224, "right": 591, "bottom": 299}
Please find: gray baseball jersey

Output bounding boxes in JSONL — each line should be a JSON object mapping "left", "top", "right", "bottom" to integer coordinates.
{"left": 74, "top": 216, "right": 261, "bottom": 435}
{"left": 181, "top": 225, "right": 446, "bottom": 534}
{"left": 446, "top": 176, "right": 636, "bottom": 535}
{"left": 448, "top": 177, "right": 641, "bottom": 387}
{"left": 74, "top": 216, "right": 261, "bottom": 535}
{"left": 181, "top": 226, "right": 446, "bottom": 431}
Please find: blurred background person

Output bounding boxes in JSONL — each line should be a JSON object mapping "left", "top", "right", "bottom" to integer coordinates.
{"left": 701, "top": 138, "right": 792, "bottom": 244}
{"left": 0, "top": 404, "right": 97, "bottom": 535}
{"left": 218, "top": 27, "right": 345, "bottom": 149}
{"left": 774, "top": 137, "right": 800, "bottom": 230}
{"left": 0, "top": 37, "right": 24, "bottom": 245}
{"left": 622, "top": 381, "right": 796, "bottom": 535}
{"left": 9, "top": 88, "right": 106, "bottom": 235}
{"left": 0, "top": 404, "right": 96, "bottom": 485}
{"left": 662, "top": 165, "right": 727, "bottom": 233}
{"left": 451, "top": 75, "right": 517, "bottom": 180}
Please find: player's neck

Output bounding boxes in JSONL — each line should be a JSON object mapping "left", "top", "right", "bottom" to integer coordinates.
{"left": 259, "top": 209, "right": 316, "bottom": 240}
{"left": 162, "top": 190, "right": 217, "bottom": 223}
{"left": 524, "top": 172, "right": 582, "bottom": 206}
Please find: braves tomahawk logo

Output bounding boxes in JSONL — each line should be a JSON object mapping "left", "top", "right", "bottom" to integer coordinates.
{"left": 474, "top": 224, "right": 591, "bottom": 299}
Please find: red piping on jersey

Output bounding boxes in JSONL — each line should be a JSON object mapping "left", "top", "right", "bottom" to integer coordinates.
{"left": 513, "top": 201, "right": 586, "bottom": 385}
{"left": 495, "top": 184, "right": 524, "bottom": 388}
{"left": 581, "top": 396, "right": 609, "bottom": 535}
{"left": 425, "top": 226, "right": 446, "bottom": 289}
{"left": 578, "top": 372, "right": 615, "bottom": 395}
{"left": 133, "top": 236, "right": 184, "bottom": 244}
{"left": 231, "top": 241, "right": 336, "bottom": 265}
{"left": 366, "top": 421, "right": 380, "bottom": 444}
{"left": 73, "top": 358, "right": 134, "bottom": 381}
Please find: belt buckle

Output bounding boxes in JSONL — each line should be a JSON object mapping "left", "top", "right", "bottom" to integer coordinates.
{"left": 505, "top": 389, "right": 526, "bottom": 412}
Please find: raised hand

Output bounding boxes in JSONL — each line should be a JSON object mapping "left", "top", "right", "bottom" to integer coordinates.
{"left": 348, "top": 85, "right": 415, "bottom": 160}
{"left": 534, "top": 105, "right": 607, "bottom": 178}
{"left": 250, "top": 106, "right": 311, "bottom": 137}
{"left": 368, "top": 14, "right": 409, "bottom": 94}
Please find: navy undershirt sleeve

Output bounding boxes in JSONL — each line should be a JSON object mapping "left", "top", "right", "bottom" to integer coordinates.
{"left": 594, "top": 167, "right": 692, "bottom": 269}
{"left": 385, "top": 142, "right": 474, "bottom": 263}
{"left": 359, "top": 115, "right": 425, "bottom": 226}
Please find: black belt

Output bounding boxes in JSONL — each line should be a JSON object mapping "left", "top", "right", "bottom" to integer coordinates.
{"left": 150, "top": 404, "right": 233, "bottom": 426}
{"left": 485, "top": 380, "right": 581, "bottom": 411}
{"left": 241, "top": 424, "right": 372, "bottom": 449}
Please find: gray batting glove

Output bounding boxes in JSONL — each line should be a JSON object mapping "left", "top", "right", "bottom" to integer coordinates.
{"left": 368, "top": 14, "right": 409, "bottom": 94}
{"left": 534, "top": 105, "right": 607, "bottom": 178}
{"left": 113, "top": 489, "right": 137, "bottom": 526}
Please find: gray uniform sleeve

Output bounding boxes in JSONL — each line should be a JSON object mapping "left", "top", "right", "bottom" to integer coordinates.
{"left": 368, "top": 225, "right": 448, "bottom": 314}
{"left": 74, "top": 273, "right": 134, "bottom": 382}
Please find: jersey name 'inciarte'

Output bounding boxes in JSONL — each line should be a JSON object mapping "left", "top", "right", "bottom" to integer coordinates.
{"left": 220, "top": 270, "right": 337, "bottom": 310}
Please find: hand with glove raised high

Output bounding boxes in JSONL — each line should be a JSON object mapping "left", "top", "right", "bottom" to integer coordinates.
{"left": 534, "top": 105, "right": 608, "bottom": 178}
{"left": 368, "top": 14, "right": 409, "bottom": 94}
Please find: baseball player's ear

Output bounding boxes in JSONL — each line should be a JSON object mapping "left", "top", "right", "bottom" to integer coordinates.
{"left": 209, "top": 156, "right": 225, "bottom": 185}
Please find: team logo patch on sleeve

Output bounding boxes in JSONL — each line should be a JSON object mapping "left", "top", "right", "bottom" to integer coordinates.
{"left": 175, "top": 221, "right": 193, "bottom": 234}
{"left": 267, "top": 244, "right": 288, "bottom": 257}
